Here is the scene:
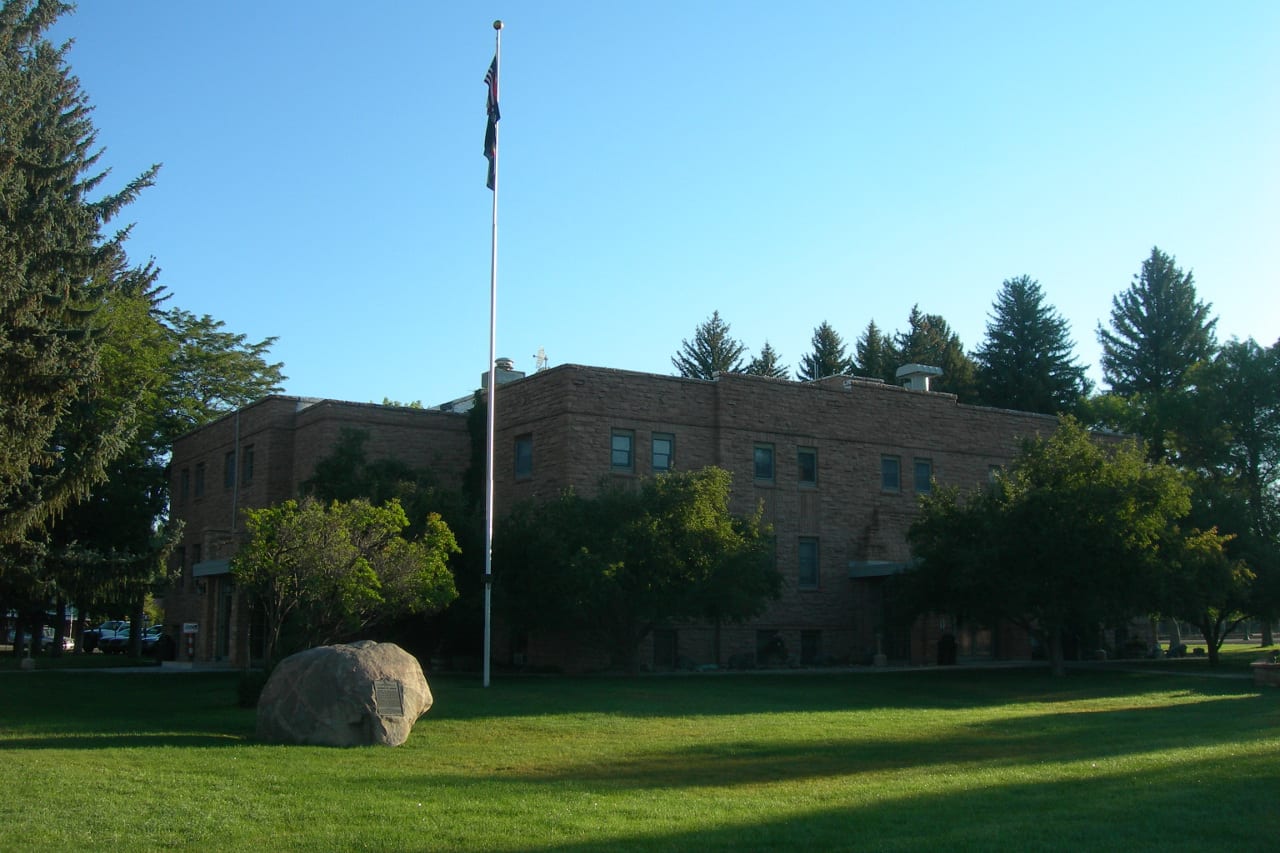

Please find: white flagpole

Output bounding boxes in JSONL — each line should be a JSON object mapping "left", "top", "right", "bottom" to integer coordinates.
{"left": 483, "top": 19, "right": 502, "bottom": 688}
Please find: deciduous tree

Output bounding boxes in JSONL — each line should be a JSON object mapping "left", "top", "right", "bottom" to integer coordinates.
{"left": 493, "top": 467, "right": 778, "bottom": 672}
{"left": 907, "top": 418, "right": 1192, "bottom": 675}
{"left": 233, "top": 497, "right": 458, "bottom": 663}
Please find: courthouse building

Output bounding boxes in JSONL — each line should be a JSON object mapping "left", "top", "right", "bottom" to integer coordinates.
{"left": 164, "top": 362, "right": 1056, "bottom": 670}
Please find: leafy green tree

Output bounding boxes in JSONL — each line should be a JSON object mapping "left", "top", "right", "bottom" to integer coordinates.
{"left": 233, "top": 497, "right": 459, "bottom": 663}
{"left": 1097, "top": 247, "right": 1217, "bottom": 460}
{"left": 798, "top": 321, "right": 853, "bottom": 381}
{"left": 854, "top": 319, "right": 896, "bottom": 382}
{"left": 1172, "top": 338, "right": 1280, "bottom": 643}
{"left": 907, "top": 418, "right": 1192, "bottom": 676}
{"left": 493, "top": 467, "right": 778, "bottom": 672}
{"left": 671, "top": 311, "right": 746, "bottom": 379}
{"left": 0, "top": 0, "right": 160, "bottom": 544}
{"left": 745, "top": 340, "right": 788, "bottom": 379}
{"left": 1160, "top": 525, "right": 1253, "bottom": 666}
{"left": 893, "top": 306, "right": 979, "bottom": 401}
{"left": 157, "top": 308, "right": 285, "bottom": 438}
{"left": 973, "top": 276, "right": 1091, "bottom": 414}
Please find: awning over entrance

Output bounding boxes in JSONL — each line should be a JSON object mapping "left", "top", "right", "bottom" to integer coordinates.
{"left": 193, "top": 558, "right": 231, "bottom": 578}
{"left": 848, "top": 560, "right": 908, "bottom": 579}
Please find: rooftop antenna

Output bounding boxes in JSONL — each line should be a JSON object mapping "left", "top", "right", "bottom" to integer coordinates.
{"left": 534, "top": 346, "right": 548, "bottom": 371}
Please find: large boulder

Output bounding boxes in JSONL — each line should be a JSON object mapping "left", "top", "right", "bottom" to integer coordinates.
{"left": 256, "top": 641, "right": 432, "bottom": 747}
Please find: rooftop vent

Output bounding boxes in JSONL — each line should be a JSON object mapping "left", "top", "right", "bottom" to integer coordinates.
{"left": 895, "top": 363, "right": 943, "bottom": 392}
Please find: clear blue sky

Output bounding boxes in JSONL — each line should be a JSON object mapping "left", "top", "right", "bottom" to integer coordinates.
{"left": 53, "top": 1, "right": 1278, "bottom": 405}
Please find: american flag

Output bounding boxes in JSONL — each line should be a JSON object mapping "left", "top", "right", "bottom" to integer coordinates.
{"left": 484, "top": 56, "right": 499, "bottom": 190}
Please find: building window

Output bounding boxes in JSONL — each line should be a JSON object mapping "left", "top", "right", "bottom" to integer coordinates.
{"left": 514, "top": 434, "right": 533, "bottom": 479}
{"left": 241, "top": 445, "right": 255, "bottom": 485}
{"left": 756, "top": 629, "right": 785, "bottom": 666}
{"left": 801, "top": 630, "right": 822, "bottom": 665}
{"left": 223, "top": 451, "right": 236, "bottom": 489}
{"left": 652, "top": 433, "right": 674, "bottom": 472}
{"left": 179, "top": 468, "right": 190, "bottom": 504}
{"left": 798, "top": 537, "right": 819, "bottom": 589}
{"left": 881, "top": 455, "right": 900, "bottom": 492}
{"left": 914, "top": 458, "right": 933, "bottom": 493}
{"left": 194, "top": 463, "right": 205, "bottom": 497}
{"left": 653, "top": 628, "right": 677, "bottom": 670}
{"left": 611, "top": 429, "right": 634, "bottom": 471}
{"left": 797, "top": 446, "right": 817, "bottom": 487}
{"left": 192, "top": 543, "right": 202, "bottom": 565}
{"left": 754, "top": 443, "right": 775, "bottom": 483}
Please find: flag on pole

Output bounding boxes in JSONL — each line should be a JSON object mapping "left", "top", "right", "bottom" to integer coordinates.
{"left": 484, "top": 56, "right": 500, "bottom": 190}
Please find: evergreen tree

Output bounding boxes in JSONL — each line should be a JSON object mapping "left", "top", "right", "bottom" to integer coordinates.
{"left": 973, "top": 275, "right": 1091, "bottom": 414}
{"left": 854, "top": 320, "right": 896, "bottom": 382}
{"left": 1098, "top": 247, "right": 1217, "bottom": 396}
{"left": 745, "top": 340, "right": 788, "bottom": 379}
{"left": 1097, "top": 247, "right": 1218, "bottom": 460}
{"left": 893, "top": 306, "right": 979, "bottom": 401}
{"left": 1, "top": 0, "right": 161, "bottom": 543}
{"left": 797, "top": 321, "right": 852, "bottom": 381}
{"left": 671, "top": 310, "right": 747, "bottom": 379}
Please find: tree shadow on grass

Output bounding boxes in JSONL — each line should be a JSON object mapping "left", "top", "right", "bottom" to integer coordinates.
{"left": 0, "top": 732, "right": 247, "bottom": 750}
{"left": 520, "top": 748, "right": 1280, "bottom": 852}
{"left": 404, "top": 692, "right": 1275, "bottom": 792}
{"left": 428, "top": 668, "right": 1268, "bottom": 722}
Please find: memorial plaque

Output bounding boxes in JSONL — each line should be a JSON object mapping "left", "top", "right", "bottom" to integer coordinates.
{"left": 373, "top": 680, "right": 404, "bottom": 717}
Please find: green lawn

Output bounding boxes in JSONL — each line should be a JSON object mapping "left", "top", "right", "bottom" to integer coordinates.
{"left": 1, "top": 665, "right": 1277, "bottom": 851}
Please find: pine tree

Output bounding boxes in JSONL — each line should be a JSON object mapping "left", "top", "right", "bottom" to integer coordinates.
{"left": 893, "top": 306, "right": 979, "bottom": 401}
{"left": 974, "top": 275, "right": 1090, "bottom": 414}
{"left": 1098, "top": 247, "right": 1217, "bottom": 396}
{"left": 1097, "top": 247, "right": 1218, "bottom": 460}
{"left": 797, "top": 321, "right": 852, "bottom": 381}
{"left": 745, "top": 340, "right": 788, "bottom": 379}
{"left": 854, "top": 320, "right": 896, "bottom": 382}
{"left": 1, "top": 0, "right": 161, "bottom": 543}
{"left": 671, "top": 311, "right": 747, "bottom": 379}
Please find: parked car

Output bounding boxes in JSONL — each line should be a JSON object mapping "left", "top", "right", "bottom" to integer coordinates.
{"left": 89, "top": 620, "right": 132, "bottom": 654}
{"left": 81, "top": 620, "right": 129, "bottom": 653}
{"left": 4, "top": 627, "right": 72, "bottom": 652}
{"left": 140, "top": 624, "right": 165, "bottom": 655}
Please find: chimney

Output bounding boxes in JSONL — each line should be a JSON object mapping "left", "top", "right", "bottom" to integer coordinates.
{"left": 481, "top": 357, "right": 526, "bottom": 388}
{"left": 895, "top": 363, "right": 943, "bottom": 392}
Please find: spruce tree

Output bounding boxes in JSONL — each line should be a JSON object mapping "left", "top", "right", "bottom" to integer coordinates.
{"left": 1098, "top": 247, "right": 1217, "bottom": 396}
{"left": 671, "top": 310, "right": 747, "bottom": 379}
{"left": 974, "top": 275, "right": 1090, "bottom": 414}
{"left": 745, "top": 340, "right": 788, "bottom": 379}
{"left": 0, "top": 0, "right": 161, "bottom": 543}
{"left": 854, "top": 320, "right": 896, "bottom": 382}
{"left": 797, "top": 321, "right": 852, "bottom": 381}
{"left": 893, "top": 306, "right": 979, "bottom": 401}
{"left": 1097, "top": 247, "right": 1217, "bottom": 460}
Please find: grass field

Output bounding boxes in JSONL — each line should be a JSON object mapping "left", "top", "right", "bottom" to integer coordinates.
{"left": 1, "top": 659, "right": 1278, "bottom": 851}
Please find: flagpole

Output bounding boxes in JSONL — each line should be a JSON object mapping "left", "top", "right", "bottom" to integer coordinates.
{"left": 483, "top": 19, "right": 502, "bottom": 689}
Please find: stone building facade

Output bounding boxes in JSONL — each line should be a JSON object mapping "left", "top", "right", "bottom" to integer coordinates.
{"left": 165, "top": 363, "right": 1055, "bottom": 670}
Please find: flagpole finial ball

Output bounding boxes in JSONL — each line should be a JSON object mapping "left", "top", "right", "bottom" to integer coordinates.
{"left": 493, "top": 20, "right": 503, "bottom": 30}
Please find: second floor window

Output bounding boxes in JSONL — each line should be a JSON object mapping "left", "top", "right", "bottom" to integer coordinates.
{"left": 652, "top": 433, "right": 674, "bottom": 472}
{"left": 611, "top": 430, "right": 634, "bottom": 471}
{"left": 514, "top": 435, "right": 533, "bottom": 479}
{"left": 881, "top": 456, "right": 901, "bottom": 492}
{"left": 798, "top": 447, "right": 817, "bottom": 487}
{"left": 754, "top": 444, "right": 775, "bottom": 483}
